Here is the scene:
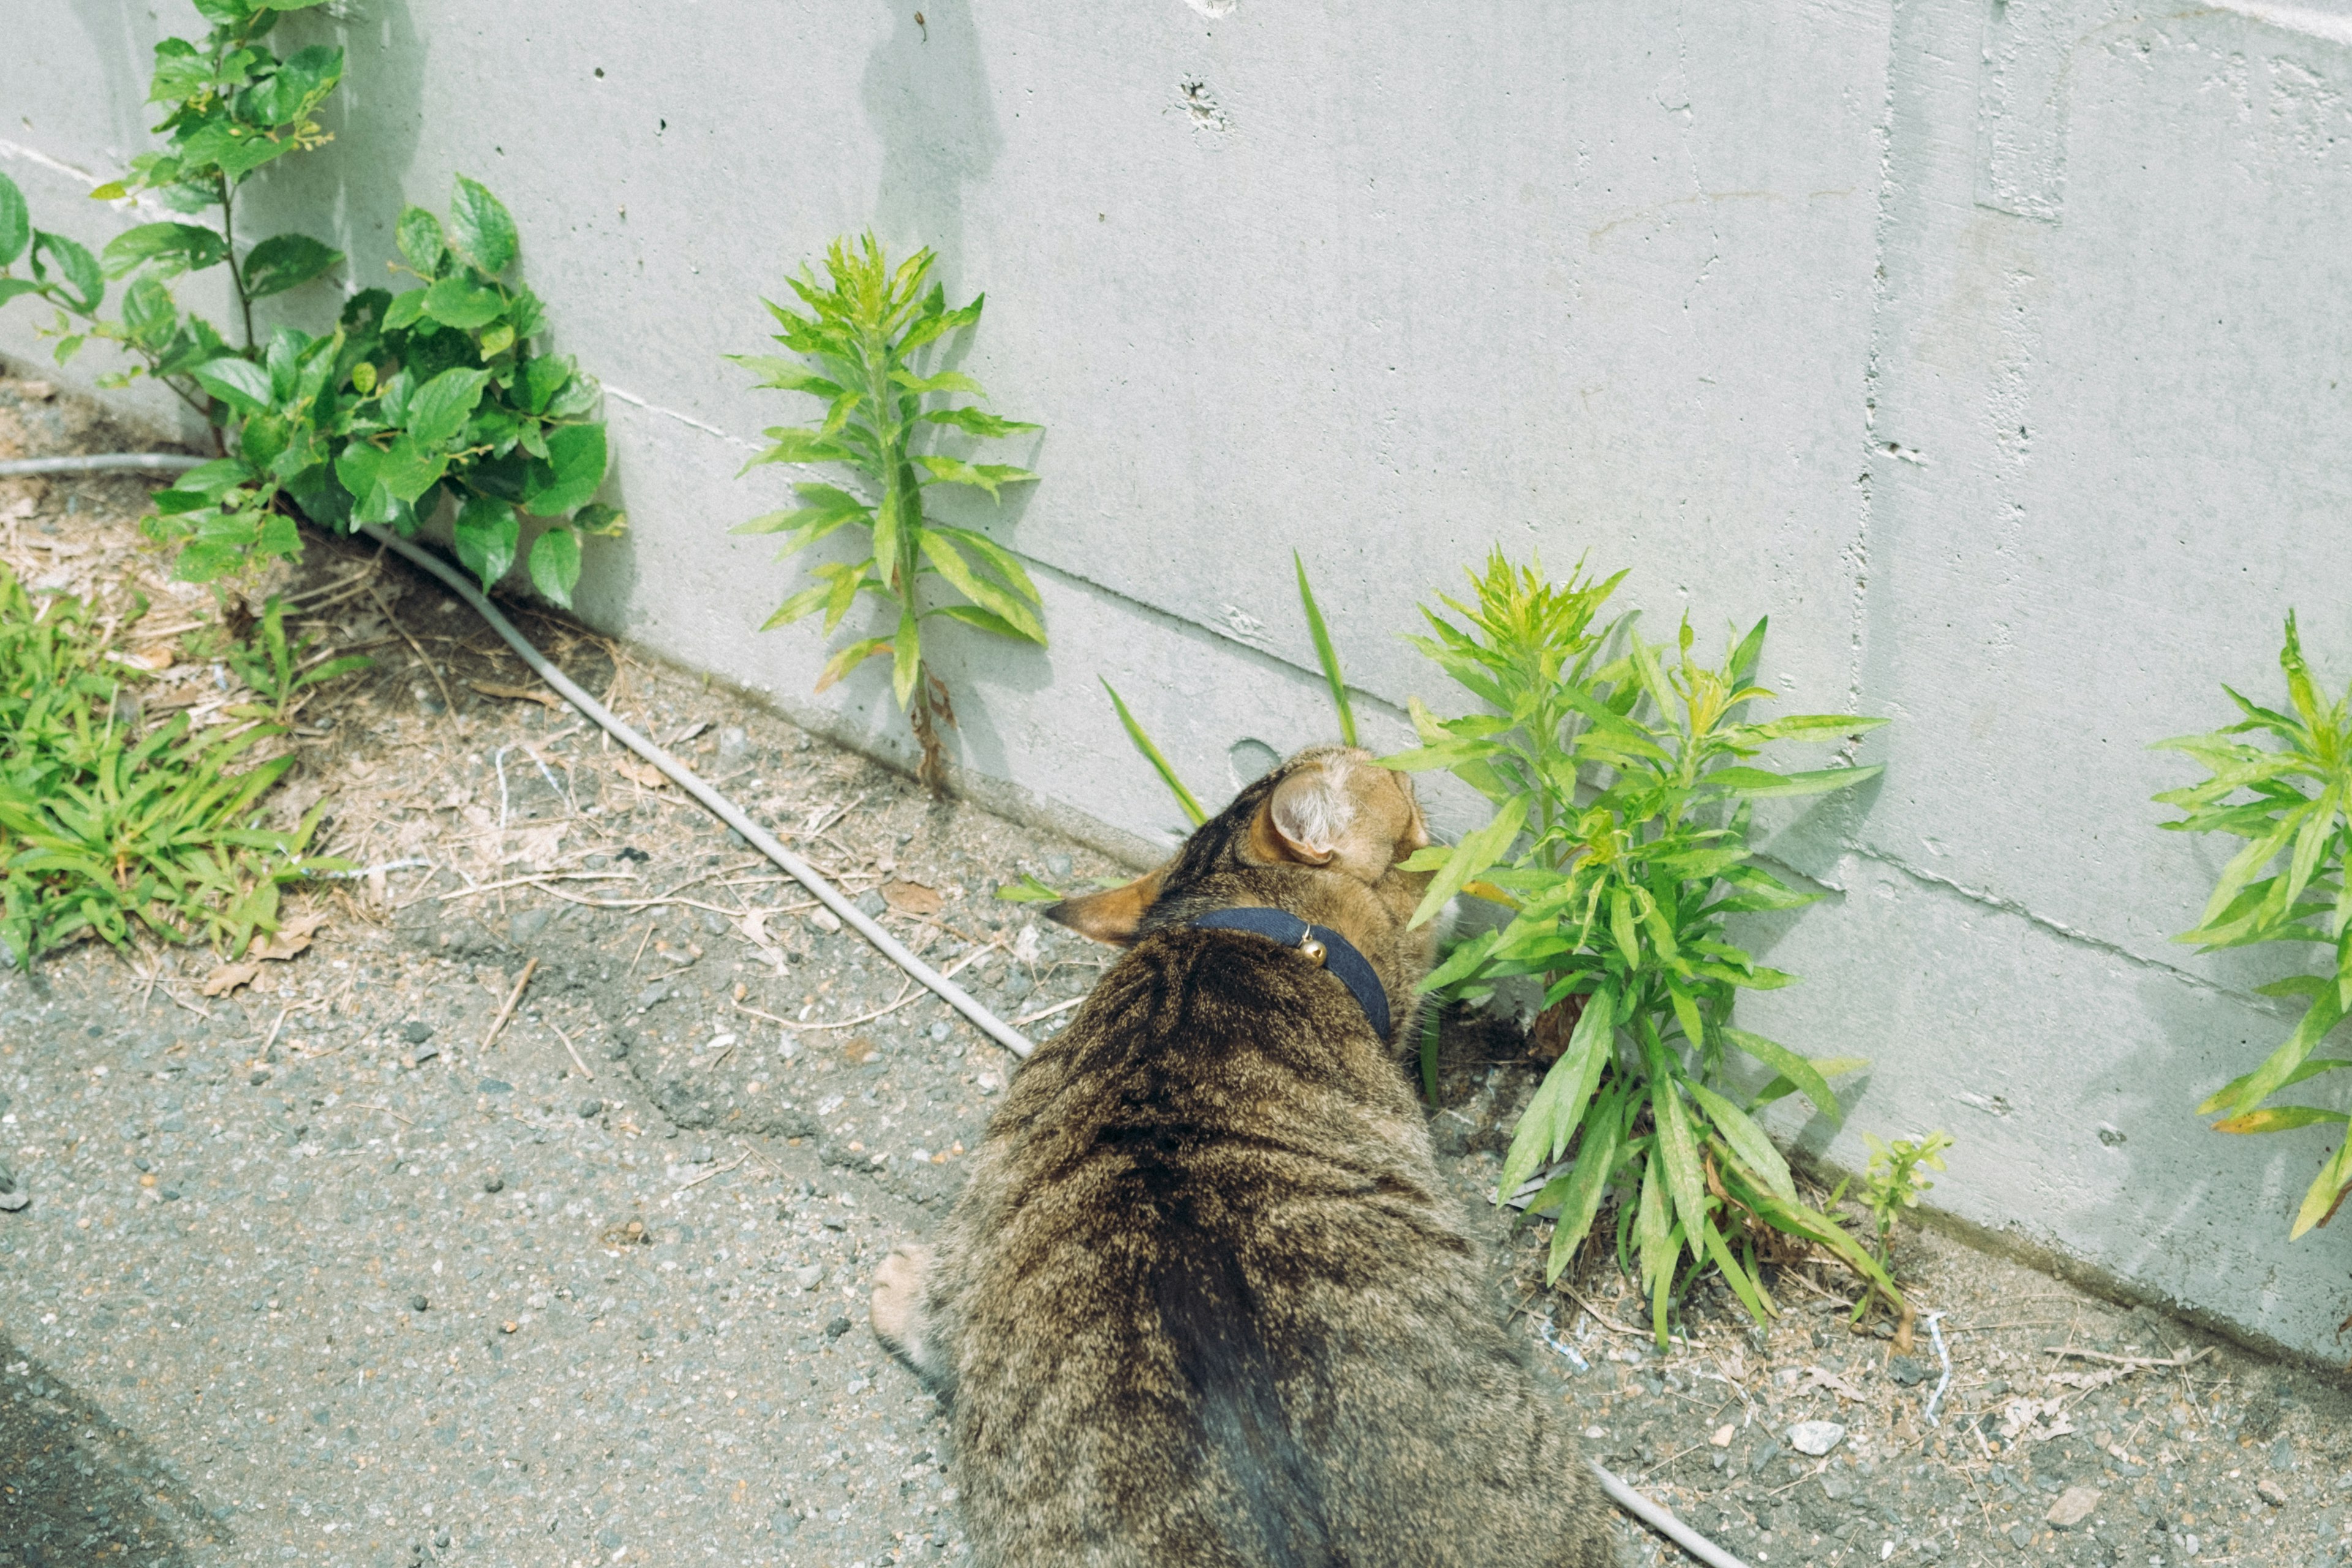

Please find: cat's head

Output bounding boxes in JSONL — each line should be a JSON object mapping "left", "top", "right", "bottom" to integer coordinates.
{"left": 1046, "top": 745, "right": 1440, "bottom": 1046}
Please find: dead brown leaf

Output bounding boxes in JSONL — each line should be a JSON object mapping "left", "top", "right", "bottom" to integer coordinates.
{"left": 470, "top": 681, "right": 562, "bottom": 710}
{"left": 250, "top": 910, "right": 328, "bottom": 962}
{"left": 614, "top": 758, "right": 669, "bottom": 790}
{"left": 881, "top": 879, "right": 943, "bottom": 917}
{"left": 198, "top": 910, "right": 328, "bottom": 994}
{"left": 198, "top": 962, "right": 259, "bottom": 998}
{"left": 1801, "top": 1365, "right": 1870, "bottom": 1403}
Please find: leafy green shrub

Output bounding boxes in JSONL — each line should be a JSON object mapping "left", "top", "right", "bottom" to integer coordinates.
{"left": 145, "top": 176, "right": 623, "bottom": 600}
{"left": 0, "top": 1, "right": 620, "bottom": 603}
{"left": 1389, "top": 551, "right": 1894, "bottom": 1341}
{"left": 0, "top": 565, "right": 333, "bottom": 964}
{"left": 0, "top": 0, "right": 344, "bottom": 396}
{"left": 2156, "top": 611, "right": 2352, "bottom": 1238}
{"left": 733, "top": 233, "right": 1042, "bottom": 794}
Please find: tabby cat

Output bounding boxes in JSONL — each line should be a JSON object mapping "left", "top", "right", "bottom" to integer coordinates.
{"left": 872, "top": 745, "right": 1618, "bottom": 1567}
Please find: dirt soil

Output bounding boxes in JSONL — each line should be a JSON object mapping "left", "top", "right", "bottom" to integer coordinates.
{"left": 0, "top": 372, "right": 2347, "bottom": 1568}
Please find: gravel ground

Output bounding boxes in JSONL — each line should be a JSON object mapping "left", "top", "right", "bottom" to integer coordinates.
{"left": 1, "top": 372, "right": 2348, "bottom": 1568}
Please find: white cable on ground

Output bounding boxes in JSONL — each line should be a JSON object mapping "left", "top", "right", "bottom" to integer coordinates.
{"left": 0, "top": 453, "right": 205, "bottom": 477}
{"left": 1591, "top": 1461, "right": 1755, "bottom": 1568}
{"left": 356, "top": 523, "right": 1036, "bottom": 1060}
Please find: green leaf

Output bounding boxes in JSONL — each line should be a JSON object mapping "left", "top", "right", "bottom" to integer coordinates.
{"left": 421, "top": 275, "right": 502, "bottom": 330}
{"left": 396, "top": 206, "right": 447, "bottom": 273}
{"left": 890, "top": 368, "right": 986, "bottom": 397}
{"left": 30, "top": 232, "right": 103, "bottom": 313}
{"left": 1102, "top": 679, "right": 1204, "bottom": 826}
{"left": 1721, "top": 1030, "right": 1844, "bottom": 1128}
{"left": 241, "top": 232, "right": 341, "bottom": 298}
{"left": 917, "top": 406, "right": 1039, "bottom": 438}
{"left": 1688, "top": 1081, "right": 1796, "bottom": 1201}
{"left": 0, "top": 174, "right": 28, "bottom": 268}
{"left": 405, "top": 366, "right": 491, "bottom": 447}
{"left": 447, "top": 175, "right": 518, "bottom": 275}
{"left": 1542, "top": 1088, "right": 1624, "bottom": 1285}
{"left": 917, "top": 531, "right": 1045, "bottom": 643}
{"left": 1497, "top": 989, "right": 1613, "bottom": 1200}
{"left": 891, "top": 609, "right": 921, "bottom": 709}
{"left": 100, "top": 221, "right": 228, "bottom": 279}
{"left": 452, "top": 494, "right": 518, "bottom": 590}
{"left": 739, "top": 427, "right": 851, "bottom": 472}
{"left": 527, "top": 524, "right": 581, "bottom": 608}
{"left": 190, "top": 356, "right": 273, "bottom": 417}
{"left": 1705, "top": 764, "right": 1885, "bottom": 799}
{"left": 925, "top": 604, "right": 1027, "bottom": 639}
{"left": 1751, "top": 714, "right": 1887, "bottom": 742}
{"left": 1406, "top": 793, "right": 1529, "bottom": 930}
{"left": 914, "top": 455, "right": 1037, "bottom": 500}
{"left": 995, "top": 873, "right": 1063, "bottom": 904}
{"left": 728, "top": 355, "right": 842, "bottom": 397}
{"left": 2212, "top": 1106, "right": 2350, "bottom": 1134}
{"left": 572, "top": 502, "right": 626, "bottom": 538}
{"left": 813, "top": 635, "right": 891, "bottom": 689}
{"left": 1653, "top": 1076, "right": 1711, "bottom": 1250}
{"left": 2223, "top": 989, "right": 2347, "bottom": 1120}
{"left": 2291, "top": 1131, "right": 2352, "bottom": 1239}
{"left": 1295, "top": 552, "right": 1356, "bottom": 745}
{"left": 522, "top": 423, "right": 608, "bottom": 516}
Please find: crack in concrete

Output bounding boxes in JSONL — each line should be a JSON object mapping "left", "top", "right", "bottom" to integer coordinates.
{"left": 1845, "top": 839, "right": 2288, "bottom": 1012}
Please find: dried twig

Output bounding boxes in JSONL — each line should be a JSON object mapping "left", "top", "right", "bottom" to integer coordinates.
{"left": 481, "top": 957, "right": 538, "bottom": 1050}
{"left": 552, "top": 1022, "right": 595, "bottom": 1082}
{"left": 630, "top": 922, "right": 657, "bottom": 971}
{"left": 792, "top": 942, "right": 999, "bottom": 1032}
{"left": 354, "top": 1102, "right": 415, "bottom": 1126}
{"left": 424, "top": 870, "right": 636, "bottom": 906}
{"left": 2041, "top": 1346, "right": 2210, "bottom": 1371}
{"left": 1010, "top": 995, "right": 1085, "bottom": 1027}
{"left": 680, "top": 1153, "right": 748, "bottom": 1189}
{"left": 368, "top": 582, "right": 454, "bottom": 717}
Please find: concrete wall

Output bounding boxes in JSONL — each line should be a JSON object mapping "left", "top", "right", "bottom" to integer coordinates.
{"left": 8, "top": 0, "right": 2352, "bottom": 1362}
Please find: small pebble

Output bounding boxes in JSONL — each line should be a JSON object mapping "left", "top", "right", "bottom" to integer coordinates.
{"left": 0, "top": 1192, "right": 28, "bottom": 1212}
{"left": 1787, "top": 1420, "right": 1845, "bottom": 1457}
{"left": 401, "top": 1020, "right": 434, "bottom": 1044}
{"left": 247, "top": 1068, "right": 270, "bottom": 1086}
{"left": 578, "top": 1098, "right": 602, "bottom": 1117}
{"left": 483, "top": 1174, "right": 505, "bottom": 1194}
{"left": 824, "top": 1316, "right": 852, "bottom": 1341}
{"left": 410, "top": 1294, "right": 429, "bottom": 1313}
{"left": 794, "top": 1265, "right": 826, "bottom": 1291}
{"left": 929, "top": 1020, "right": 951, "bottom": 1043}
{"left": 854, "top": 889, "right": 888, "bottom": 919}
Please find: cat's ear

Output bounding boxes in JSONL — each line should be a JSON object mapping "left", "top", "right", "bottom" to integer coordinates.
{"left": 1045, "top": 867, "right": 1167, "bottom": 946}
{"left": 1250, "top": 766, "right": 1346, "bottom": 866}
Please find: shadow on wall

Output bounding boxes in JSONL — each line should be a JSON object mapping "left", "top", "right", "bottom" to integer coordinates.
{"left": 70, "top": 2, "right": 160, "bottom": 151}
{"left": 238, "top": 0, "right": 430, "bottom": 333}
{"left": 862, "top": 0, "right": 1001, "bottom": 273}
{"left": 0, "top": 1322, "right": 213, "bottom": 1564}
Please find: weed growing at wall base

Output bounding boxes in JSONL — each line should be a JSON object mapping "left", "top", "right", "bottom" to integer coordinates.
{"left": 2157, "top": 611, "right": 2352, "bottom": 1238}
{"left": 734, "top": 234, "right": 1043, "bottom": 796}
{"left": 1389, "top": 552, "right": 1898, "bottom": 1342}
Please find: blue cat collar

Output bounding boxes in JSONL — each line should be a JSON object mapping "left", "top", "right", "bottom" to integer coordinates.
{"left": 1189, "top": 907, "right": 1393, "bottom": 1039}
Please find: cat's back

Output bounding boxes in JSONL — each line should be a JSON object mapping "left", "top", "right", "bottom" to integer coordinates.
{"left": 932, "top": 925, "right": 1613, "bottom": 1568}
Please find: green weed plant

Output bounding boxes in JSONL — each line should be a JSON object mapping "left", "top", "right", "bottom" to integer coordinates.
{"left": 734, "top": 234, "right": 1042, "bottom": 794}
{"left": 2156, "top": 612, "right": 2352, "bottom": 1238}
{"left": 0, "top": 565, "right": 333, "bottom": 965}
{"left": 1389, "top": 552, "right": 1894, "bottom": 1341}
{"left": 225, "top": 596, "right": 371, "bottom": 725}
